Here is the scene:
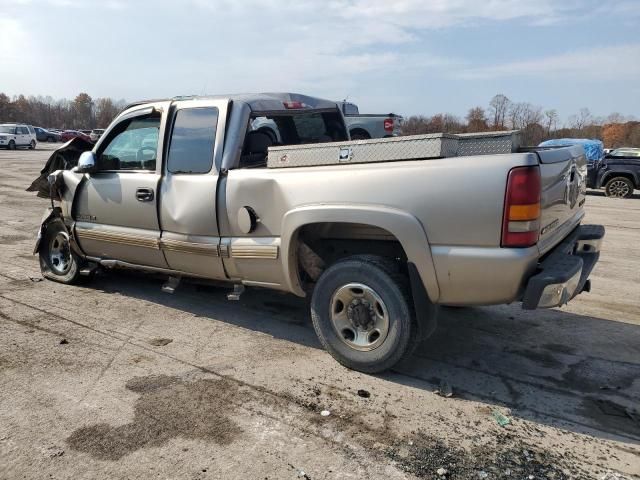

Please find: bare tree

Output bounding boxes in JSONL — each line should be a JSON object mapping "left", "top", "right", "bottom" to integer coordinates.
{"left": 543, "top": 109, "right": 558, "bottom": 136}
{"left": 95, "top": 98, "right": 120, "bottom": 128}
{"left": 466, "top": 106, "right": 489, "bottom": 133}
{"left": 489, "top": 94, "right": 511, "bottom": 130}
{"left": 73, "top": 93, "right": 94, "bottom": 128}
{"left": 606, "top": 112, "right": 626, "bottom": 124}
{"left": 568, "top": 108, "right": 592, "bottom": 131}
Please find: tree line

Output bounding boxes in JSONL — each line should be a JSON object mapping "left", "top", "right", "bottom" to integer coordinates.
{"left": 0, "top": 92, "right": 126, "bottom": 130}
{"left": 1, "top": 91, "right": 638, "bottom": 148}
{"left": 401, "top": 94, "right": 640, "bottom": 148}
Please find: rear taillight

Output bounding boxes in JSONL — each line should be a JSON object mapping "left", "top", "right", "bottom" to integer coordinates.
{"left": 383, "top": 118, "right": 394, "bottom": 132}
{"left": 501, "top": 166, "right": 541, "bottom": 248}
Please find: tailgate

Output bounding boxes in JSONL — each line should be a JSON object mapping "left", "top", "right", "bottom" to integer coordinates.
{"left": 536, "top": 145, "right": 587, "bottom": 255}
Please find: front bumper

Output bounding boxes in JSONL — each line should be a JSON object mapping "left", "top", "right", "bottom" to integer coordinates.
{"left": 522, "top": 224, "right": 604, "bottom": 309}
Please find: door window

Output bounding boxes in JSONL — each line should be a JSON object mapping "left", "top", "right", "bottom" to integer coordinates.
{"left": 97, "top": 114, "right": 161, "bottom": 171}
{"left": 167, "top": 107, "right": 218, "bottom": 174}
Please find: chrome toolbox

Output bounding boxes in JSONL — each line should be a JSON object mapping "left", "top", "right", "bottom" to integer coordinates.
{"left": 267, "top": 130, "right": 521, "bottom": 168}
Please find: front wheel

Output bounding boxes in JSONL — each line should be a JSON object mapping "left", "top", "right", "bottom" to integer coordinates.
{"left": 310, "top": 255, "right": 418, "bottom": 373}
{"left": 605, "top": 177, "right": 634, "bottom": 198}
{"left": 39, "top": 220, "right": 82, "bottom": 284}
{"left": 8, "top": 140, "right": 16, "bottom": 150}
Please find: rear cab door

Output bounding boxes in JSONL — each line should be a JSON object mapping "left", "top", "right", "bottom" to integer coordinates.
{"left": 18, "top": 126, "right": 30, "bottom": 145}
{"left": 157, "top": 98, "right": 228, "bottom": 279}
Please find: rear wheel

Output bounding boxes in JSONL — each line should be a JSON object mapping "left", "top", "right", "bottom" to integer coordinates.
{"left": 350, "top": 129, "right": 370, "bottom": 140}
{"left": 310, "top": 255, "right": 418, "bottom": 373}
{"left": 605, "top": 177, "right": 634, "bottom": 198}
{"left": 48, "top": 136, "right": 55, "bottom": 143}
{"left": 39, "top": 220, "right": 82, "bottom": 284}
{"left": 29, "top": 140, "right": 36, "bottom": 150}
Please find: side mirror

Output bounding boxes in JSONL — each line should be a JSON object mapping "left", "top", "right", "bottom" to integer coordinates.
{"left": 74, "top": 151, "right": 97, "bottom": 174}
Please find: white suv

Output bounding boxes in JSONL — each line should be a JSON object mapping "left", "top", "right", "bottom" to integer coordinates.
{"left": 0, "top": 123, "right": 37, "bottom": 150}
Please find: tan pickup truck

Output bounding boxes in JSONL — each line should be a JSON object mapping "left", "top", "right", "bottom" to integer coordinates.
{"left": 30, "top": 93, "right": 604, "bottom": 373}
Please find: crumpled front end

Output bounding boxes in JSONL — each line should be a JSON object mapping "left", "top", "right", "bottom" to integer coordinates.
{"left": 25, "top": 137, "right": 93, "bottom": 198}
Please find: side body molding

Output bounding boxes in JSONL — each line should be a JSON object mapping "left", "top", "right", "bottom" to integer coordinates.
{"left": 281, "top": 204, "right": 440, "bottom": 302}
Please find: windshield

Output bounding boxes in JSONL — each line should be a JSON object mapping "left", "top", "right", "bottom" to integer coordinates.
{"left": 0, "top": 126, "right": 16, "bottom": 134}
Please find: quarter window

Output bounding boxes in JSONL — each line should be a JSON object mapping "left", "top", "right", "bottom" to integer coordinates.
{"left": 167, "top": 107, "right": 219, "bottom": 174}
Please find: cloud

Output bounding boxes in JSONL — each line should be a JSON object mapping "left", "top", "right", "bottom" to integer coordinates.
{"left": 0, "top": 19, "right": 31, "bottom": 64}
{"left": 456, "top": 44, "right": 640, "bottom": 80}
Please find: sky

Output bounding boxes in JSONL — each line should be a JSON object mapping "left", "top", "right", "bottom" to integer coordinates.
{"left": 1, "top": 0, "right": 639, "bottom": 122}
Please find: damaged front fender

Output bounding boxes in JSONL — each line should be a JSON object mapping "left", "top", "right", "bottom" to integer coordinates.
{"left": 33, "top": 206, "right": 86, "bottom": 261}
{"left": 33, "top": 207, "right": 60, "bottom": 255}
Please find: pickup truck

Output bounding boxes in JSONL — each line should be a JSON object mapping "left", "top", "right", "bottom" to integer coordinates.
{"left": 339, "top": 101, "right": 402, "bottom": 139}
{"left": 587, "top": 148, "right": 640, "bottom": 198}
{"left": 30, "top": 92, "right": 604, "bottom": 373}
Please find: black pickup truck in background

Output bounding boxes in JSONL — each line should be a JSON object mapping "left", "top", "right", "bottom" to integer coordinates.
{"left": 588, "top": 148, "right": 640, "bottom": 198}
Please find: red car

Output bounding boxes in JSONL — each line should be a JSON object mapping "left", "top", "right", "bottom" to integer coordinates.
{"left": 61, "top": 130, "right": 92, "bottom": 142}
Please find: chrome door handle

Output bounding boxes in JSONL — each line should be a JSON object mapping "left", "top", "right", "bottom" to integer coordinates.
{"left": 136, "top": 188, "right": 154, "bottom": 202}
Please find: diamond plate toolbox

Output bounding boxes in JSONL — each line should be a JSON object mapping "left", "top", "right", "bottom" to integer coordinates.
{"left": 456, "top": 130, "right": 521, "bottom": 157}
{"left": 267, "top": 131, "right": 520, "bottom": 168}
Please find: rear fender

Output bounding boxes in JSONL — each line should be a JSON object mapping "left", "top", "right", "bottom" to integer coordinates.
{"left": 281, "top": 204, "right": 440, "bottom": 303}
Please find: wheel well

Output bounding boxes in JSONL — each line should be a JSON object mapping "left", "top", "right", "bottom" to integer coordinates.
{"left": 603, "top": 172, "right": 637, "bottom": 188}
{"left": 294, "top": 222, "right": 407, "bottom": 287}
{"left": 349, "top": 128, "right": 370, "bottom": 139}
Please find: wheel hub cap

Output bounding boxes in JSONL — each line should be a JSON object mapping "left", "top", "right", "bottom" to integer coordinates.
{"left": 49, "top": 232, "right": 72, "bottom": 275}
{"left": 330, "top": 283, "right": 390, "bottom": 351}
{"left": 347, "top": 300, "right": 374, "bottom": 329}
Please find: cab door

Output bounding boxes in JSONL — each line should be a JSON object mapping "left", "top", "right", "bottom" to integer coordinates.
{"left": 73, "top": 102, "right": 171, "bottom": 268}
{"left": 157, "top": 99, "right": 228, "bottom": 279}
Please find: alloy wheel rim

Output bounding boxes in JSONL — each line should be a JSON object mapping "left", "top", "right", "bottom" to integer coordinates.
{"left": 329, "top": 283, "right": 390, "bottom": 351}
{"left": 609, "top": 180, "right": 630, "bottom": 197}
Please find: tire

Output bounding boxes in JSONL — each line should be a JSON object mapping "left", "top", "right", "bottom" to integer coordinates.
{"left": 8, "top": 140, "right": 15, "bottom": 150}
{"left": 39, "top": 219, "right": 82, "bottom": 284}
{"left": 48, "top": 136, "right": 55, "bottom": 143}
{"left": 310, "top": 255, "right": 418, "bottom": 373}
{"left": 29, "top": 140, "right": 36, "bottom": 150}
{"left": 604, "top": 177, "right": 634, "bottom": 198}
{"left": 350, "top": 130, "right": 370, "bottom": 140}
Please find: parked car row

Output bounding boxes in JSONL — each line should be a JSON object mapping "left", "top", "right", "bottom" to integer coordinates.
{"left": 0, "top": 123, "right": 107, "bottom": 149}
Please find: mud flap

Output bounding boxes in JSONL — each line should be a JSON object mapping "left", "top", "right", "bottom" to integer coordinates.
{"left": 408, "top": 262, "right": 439, "bottom": 341}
